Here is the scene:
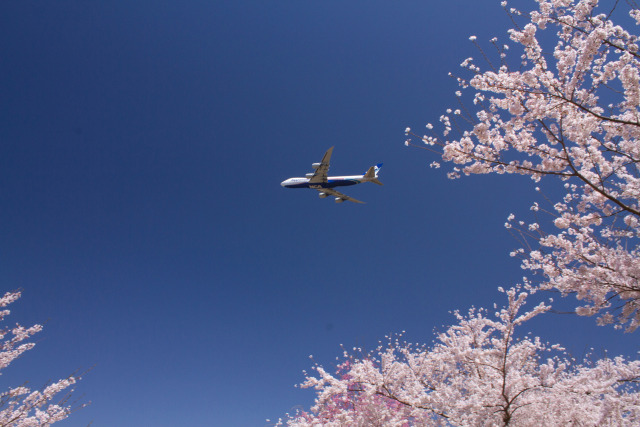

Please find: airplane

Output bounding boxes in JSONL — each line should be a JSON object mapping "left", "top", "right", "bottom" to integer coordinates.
{"left": 280, "top": 146, "right": 382, "bottom": 204}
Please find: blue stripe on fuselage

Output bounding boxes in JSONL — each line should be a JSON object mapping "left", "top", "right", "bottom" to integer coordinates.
{"left": 286, "top": 179, "right": 360, "bottom": 189}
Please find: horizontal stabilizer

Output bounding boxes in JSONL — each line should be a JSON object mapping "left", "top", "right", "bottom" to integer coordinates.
{"left": 363, "top": 164, "right": 383, "bottom": 185}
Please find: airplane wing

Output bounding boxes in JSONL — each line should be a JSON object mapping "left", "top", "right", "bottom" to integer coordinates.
{"left": 307, "top": 146, "right": 334, "bottom": 184}
{"left": 315, "top": 187, "right": 365, "bottom": 204}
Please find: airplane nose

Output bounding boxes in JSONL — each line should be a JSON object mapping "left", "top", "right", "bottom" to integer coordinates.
{"left": 280, "top": 180, "right": 287, "bottom": 187}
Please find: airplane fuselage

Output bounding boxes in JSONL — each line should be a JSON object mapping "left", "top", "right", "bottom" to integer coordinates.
{"left": 280, "top": 175, "right": 363, "bottom": 189}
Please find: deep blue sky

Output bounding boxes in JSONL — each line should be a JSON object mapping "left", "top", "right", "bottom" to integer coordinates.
{"left": 0, "top": 1, "right": 635, "bottom": 426}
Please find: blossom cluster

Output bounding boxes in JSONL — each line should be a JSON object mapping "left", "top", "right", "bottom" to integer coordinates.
{"left": 407, "top": 0, "right": 640, "bottom": 330}
{"left": 0, "top": 291, "right": 79, "bottom": 426}
{"left": 280, "top": 289, "right": 640, "bottom": 426}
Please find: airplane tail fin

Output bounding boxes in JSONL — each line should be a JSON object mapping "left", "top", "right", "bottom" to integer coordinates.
{"left": 363, "top": 163, "right": 383, "bottom": 185}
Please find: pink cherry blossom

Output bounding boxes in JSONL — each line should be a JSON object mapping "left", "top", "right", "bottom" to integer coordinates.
{"left": 279, "top": 289, "right": 640, "bottom": 426}
{"left": 0, "top": 292, "right": 83, "bottom": 426}
{"left": 407, "top": 0, "right": 640, "bottom": 331}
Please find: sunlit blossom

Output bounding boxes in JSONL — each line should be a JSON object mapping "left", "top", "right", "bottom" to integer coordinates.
{"left": 412, "top": 0, "right": 640, "bottom": 331}
{"left": 0, "top": 292, "right": 80, "bottom": 426}
{"left": 280, "top": 290, "right": 640, "bottom": 426}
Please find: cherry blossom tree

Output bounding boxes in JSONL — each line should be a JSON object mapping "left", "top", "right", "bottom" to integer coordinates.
{"left": 279, "top": 288, "right": 640, "bottom": 426}
{"left": 406, "top": 0, "right": 640, "bottom": 331}
{"left": 0, "top": 291, "right": 81, "bottom": 426}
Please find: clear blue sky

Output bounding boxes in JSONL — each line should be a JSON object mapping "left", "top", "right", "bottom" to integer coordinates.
{"left": 0, "top": 1, "right": 635, "bottom": 426}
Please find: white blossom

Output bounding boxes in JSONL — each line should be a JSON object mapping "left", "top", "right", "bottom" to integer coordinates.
{"left": 0, "top": 292, "right": 81, "bottom": 425}
{"left": 409, "top": 0, "right": 640, "bottom": 331}
{"left": 280, "top": 290, "right": 640, "bottom": 426}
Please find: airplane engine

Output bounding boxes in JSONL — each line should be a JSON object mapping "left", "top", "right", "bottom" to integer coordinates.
{"left": 334, "top": 197, "right": 345, "bottom": 203}
{"left": 311, "top": 162, "right": 321, "bottom": 169}
{"left": 318, "top": 193, "right": 328, "bottom": 198}
{"left": 305, "top": 173, "right": 314, "bottom": 178}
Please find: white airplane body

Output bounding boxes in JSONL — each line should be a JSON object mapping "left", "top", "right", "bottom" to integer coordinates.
{"left": 280, "top": 147, "right": 382, "bottom": 204}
